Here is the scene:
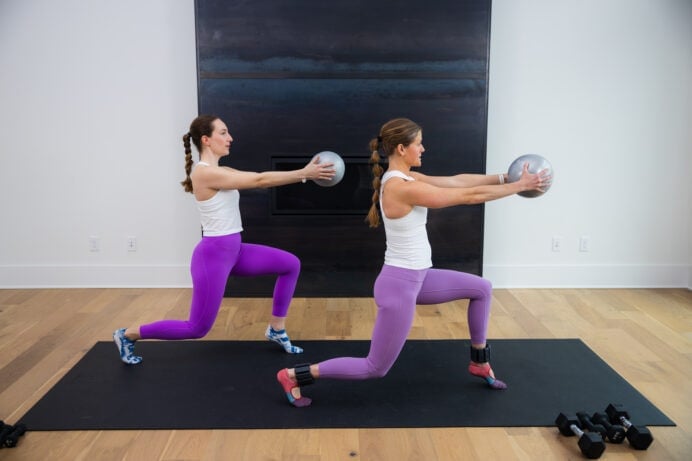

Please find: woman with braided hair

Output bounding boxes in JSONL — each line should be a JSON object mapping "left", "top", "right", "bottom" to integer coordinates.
{"left": 277, "top": 117, "right": 550, "bottom": 406}
{"left": 113, "top": 115, "right": 335, "bottom": 364}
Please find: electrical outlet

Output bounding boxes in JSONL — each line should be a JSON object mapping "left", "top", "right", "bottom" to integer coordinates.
{"left": 551, "top": 236, "right": 563, "bottom": 252}
{"left": 89, "top": 236, "right": 100, "bottom": 252}
{"left": 127, "top": 236, "right": 137, "bottom": 252}
{"left": 579, "top": 236, "right": 590, "bottom": 252}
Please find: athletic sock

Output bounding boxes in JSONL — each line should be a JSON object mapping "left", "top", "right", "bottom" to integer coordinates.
{"left": 468, "top": 362, "right": 507, "bottom": 390}
{"left": 266, "top": 325, "right": 303, "bottom": 354}
{"left": 113, "top": 328, "right": 142, "bottom": 365}
{"left": 276, "top": 368, "right": 312, "bottom": 407}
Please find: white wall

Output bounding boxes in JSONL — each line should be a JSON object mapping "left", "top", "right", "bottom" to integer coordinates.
{"left": 0, "top": 0, "right": 689, "bottom": 289}
{"left": 484, "top": 0, "right": 691, "bottom": 287}
{"left": 0, "top": 0, "right": 200, "bottom": 287}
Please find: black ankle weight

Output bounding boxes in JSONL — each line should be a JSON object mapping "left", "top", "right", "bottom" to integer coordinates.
{"left": 294, "top": 363, "right": 314, "bottom": 386}
{"left": 470, "top": 344, "right": 491, "bottom": 363}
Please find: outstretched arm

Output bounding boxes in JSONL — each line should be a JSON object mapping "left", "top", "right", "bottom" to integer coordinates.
{"left": 396, "top": 164, "right": 549, "bottom": 208}
{"left": 410, "top": 171, "right": 507, "bottom": 188}
{"left": 195, "top": 156, "right": 336, "bottom": 191}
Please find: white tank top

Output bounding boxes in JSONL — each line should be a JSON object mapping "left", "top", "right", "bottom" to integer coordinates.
{"left": 194, "top": 162, "right": 243, "bottom": 236}
{"left": 380, "top": 170, "right": 432, "bottom": 269}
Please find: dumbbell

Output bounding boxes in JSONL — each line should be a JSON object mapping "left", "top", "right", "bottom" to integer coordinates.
{"left": 576, "top": 412, "right": 607, "bottom": 440}
{"left": 0, "top": 423, "right": 14, "bottom": 448}
{"left": 555, "top": 413, "right": 606, "bottom": 459}
{"left": 605, "top": 403, "right": 654, "bottom": 450}
{"left": 3, "top": 423, "right": 26, "bottom": 448}
{"left": 591, "top": 412, "right": 626, "bottom": 443}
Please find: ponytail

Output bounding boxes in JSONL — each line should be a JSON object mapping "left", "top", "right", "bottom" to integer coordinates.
{"left": 180, "top": 114, "right": 219, "bottom": 194}
{"left": 181, "top": 132, "right": 194, "bottom": 193}
{"left": 366, "top": 137, "right": 384, "bottom": 228}
{"left": 365, "top": 118, "right": 421, "bottom": 228}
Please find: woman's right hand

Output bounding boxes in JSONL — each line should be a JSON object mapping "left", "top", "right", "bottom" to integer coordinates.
{"left": 518, "top": 162, "right": 552, "bottom": 194}
{"left": 303, "top": 155, "right": 337, "bottom": 182}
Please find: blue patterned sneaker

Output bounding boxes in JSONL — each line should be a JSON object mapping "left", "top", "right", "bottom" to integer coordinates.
{"left": 113, "top": 328, "right": 142, "bottom": 364}
{"left": 265, "top": 325, "right": 303, "bottom": 354}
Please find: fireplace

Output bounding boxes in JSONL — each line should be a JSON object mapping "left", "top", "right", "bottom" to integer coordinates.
{"left": 271, "top": 156, "right": 372, "bottom": 215}
{"left": 195, "top": 0, "right": 491, "bottom": 296}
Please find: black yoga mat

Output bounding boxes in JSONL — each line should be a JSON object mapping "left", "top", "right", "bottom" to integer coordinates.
{"left": 19, "top": 339, "right": 674, "bottom": 430}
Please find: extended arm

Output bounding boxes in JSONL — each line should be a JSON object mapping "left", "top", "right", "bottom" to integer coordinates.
{"left": 409, "top": 171, "right": 507, "bottom": 188}
{"left": 195, "top": 156, "right": 335, "bottom": 191}
{"left": 395, "top": 164, "right": 547, "bottom": 209}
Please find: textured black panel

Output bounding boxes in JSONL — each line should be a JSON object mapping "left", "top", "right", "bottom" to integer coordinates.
{"left": 195, "top": 0, "right": 491, "bottom": 296}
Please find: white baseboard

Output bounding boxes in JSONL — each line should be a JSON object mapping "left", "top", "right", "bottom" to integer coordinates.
{"left": 0, "top": 264, "right": 689, "bottom": 290}
{"left": 0, "top": 265, "right": 192, "bottom": 288}
{"left": 483, "top": 264, "right": 690, "bottom": 289}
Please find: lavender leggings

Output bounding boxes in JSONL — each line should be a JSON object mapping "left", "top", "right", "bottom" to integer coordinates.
{"left": 318, "top": 264, "right": 492, "bottom": 380}
{"left": 140, "top": 233, "right": 300, "bottom": 340}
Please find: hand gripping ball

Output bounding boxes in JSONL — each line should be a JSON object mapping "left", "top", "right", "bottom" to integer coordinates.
{"left": 312, "top": 151, "right": 345, "bottom": 187}
{"left": 507, "top": 153, "right": 553, "bottom": 198}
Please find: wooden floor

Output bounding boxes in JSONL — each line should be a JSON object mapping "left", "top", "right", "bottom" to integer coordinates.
{"left": 0, "top": 288, "right": 690, "bottom": 460}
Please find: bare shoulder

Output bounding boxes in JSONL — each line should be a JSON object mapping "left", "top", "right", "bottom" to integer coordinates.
{"left": 409, "top": 170, "right": 434, "bottom": 183}
{"left": 192, "top": 164, "right": 237, "bottom": 179}
{"left": 385, "top": 175, "right": 428, "bottom": 202}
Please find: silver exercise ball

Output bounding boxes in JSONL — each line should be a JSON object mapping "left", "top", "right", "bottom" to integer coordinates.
{"left": 312, "top": 151, "right": 345, "bottom": 187}
{"left": 507, "top": 153, "right": 553, "bottom": 198}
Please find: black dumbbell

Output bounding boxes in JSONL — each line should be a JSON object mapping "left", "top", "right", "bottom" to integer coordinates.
{"left": 3, "top": 423, "right": 26, "bottom": 448}
{"left": 0, "top": 423, "right": 14, "bottom": 448}
{"left": 605, "top": 403, "right": 654, "bottom": 450}
{"left": 577, "top": 412, "right": 607, "bottom": 440}
{"left": 555, "top": 413, "right": 606, "bottom": 459}
{"left": 591, "top": 412, "right": 626, "bottom": 443}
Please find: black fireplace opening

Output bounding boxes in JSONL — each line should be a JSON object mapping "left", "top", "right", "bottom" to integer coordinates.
{"left": 271, "top": 156, "right": 373, "bottom": 215}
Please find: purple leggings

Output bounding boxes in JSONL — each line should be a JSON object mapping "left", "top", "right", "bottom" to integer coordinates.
{"left": 318, "top": 264, "right": 492, "bottom": 380}
{"left": 139, "top": 233, "right": 300, "bottom": 340}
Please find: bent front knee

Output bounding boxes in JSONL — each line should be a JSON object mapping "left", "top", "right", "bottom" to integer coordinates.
{"left": 479, "top": 278, "right": 493, "bottom": 298}
{"left": 288, "top": 254, "right": 301, "bottom": 274}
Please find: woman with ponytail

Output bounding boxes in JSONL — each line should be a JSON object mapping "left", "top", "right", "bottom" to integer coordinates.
{"left": 113, "top": 115, "right": 335, "bottom": 364}
{"left": 276, "top": 117, "right": 550, "bottom": 407}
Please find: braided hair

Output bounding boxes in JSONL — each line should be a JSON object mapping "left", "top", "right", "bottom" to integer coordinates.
{"left": 366, "top": 118, "right": 422, "bottom": 227}
{"left": 180, "top": 114, "right": 219, "bottom": 193}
